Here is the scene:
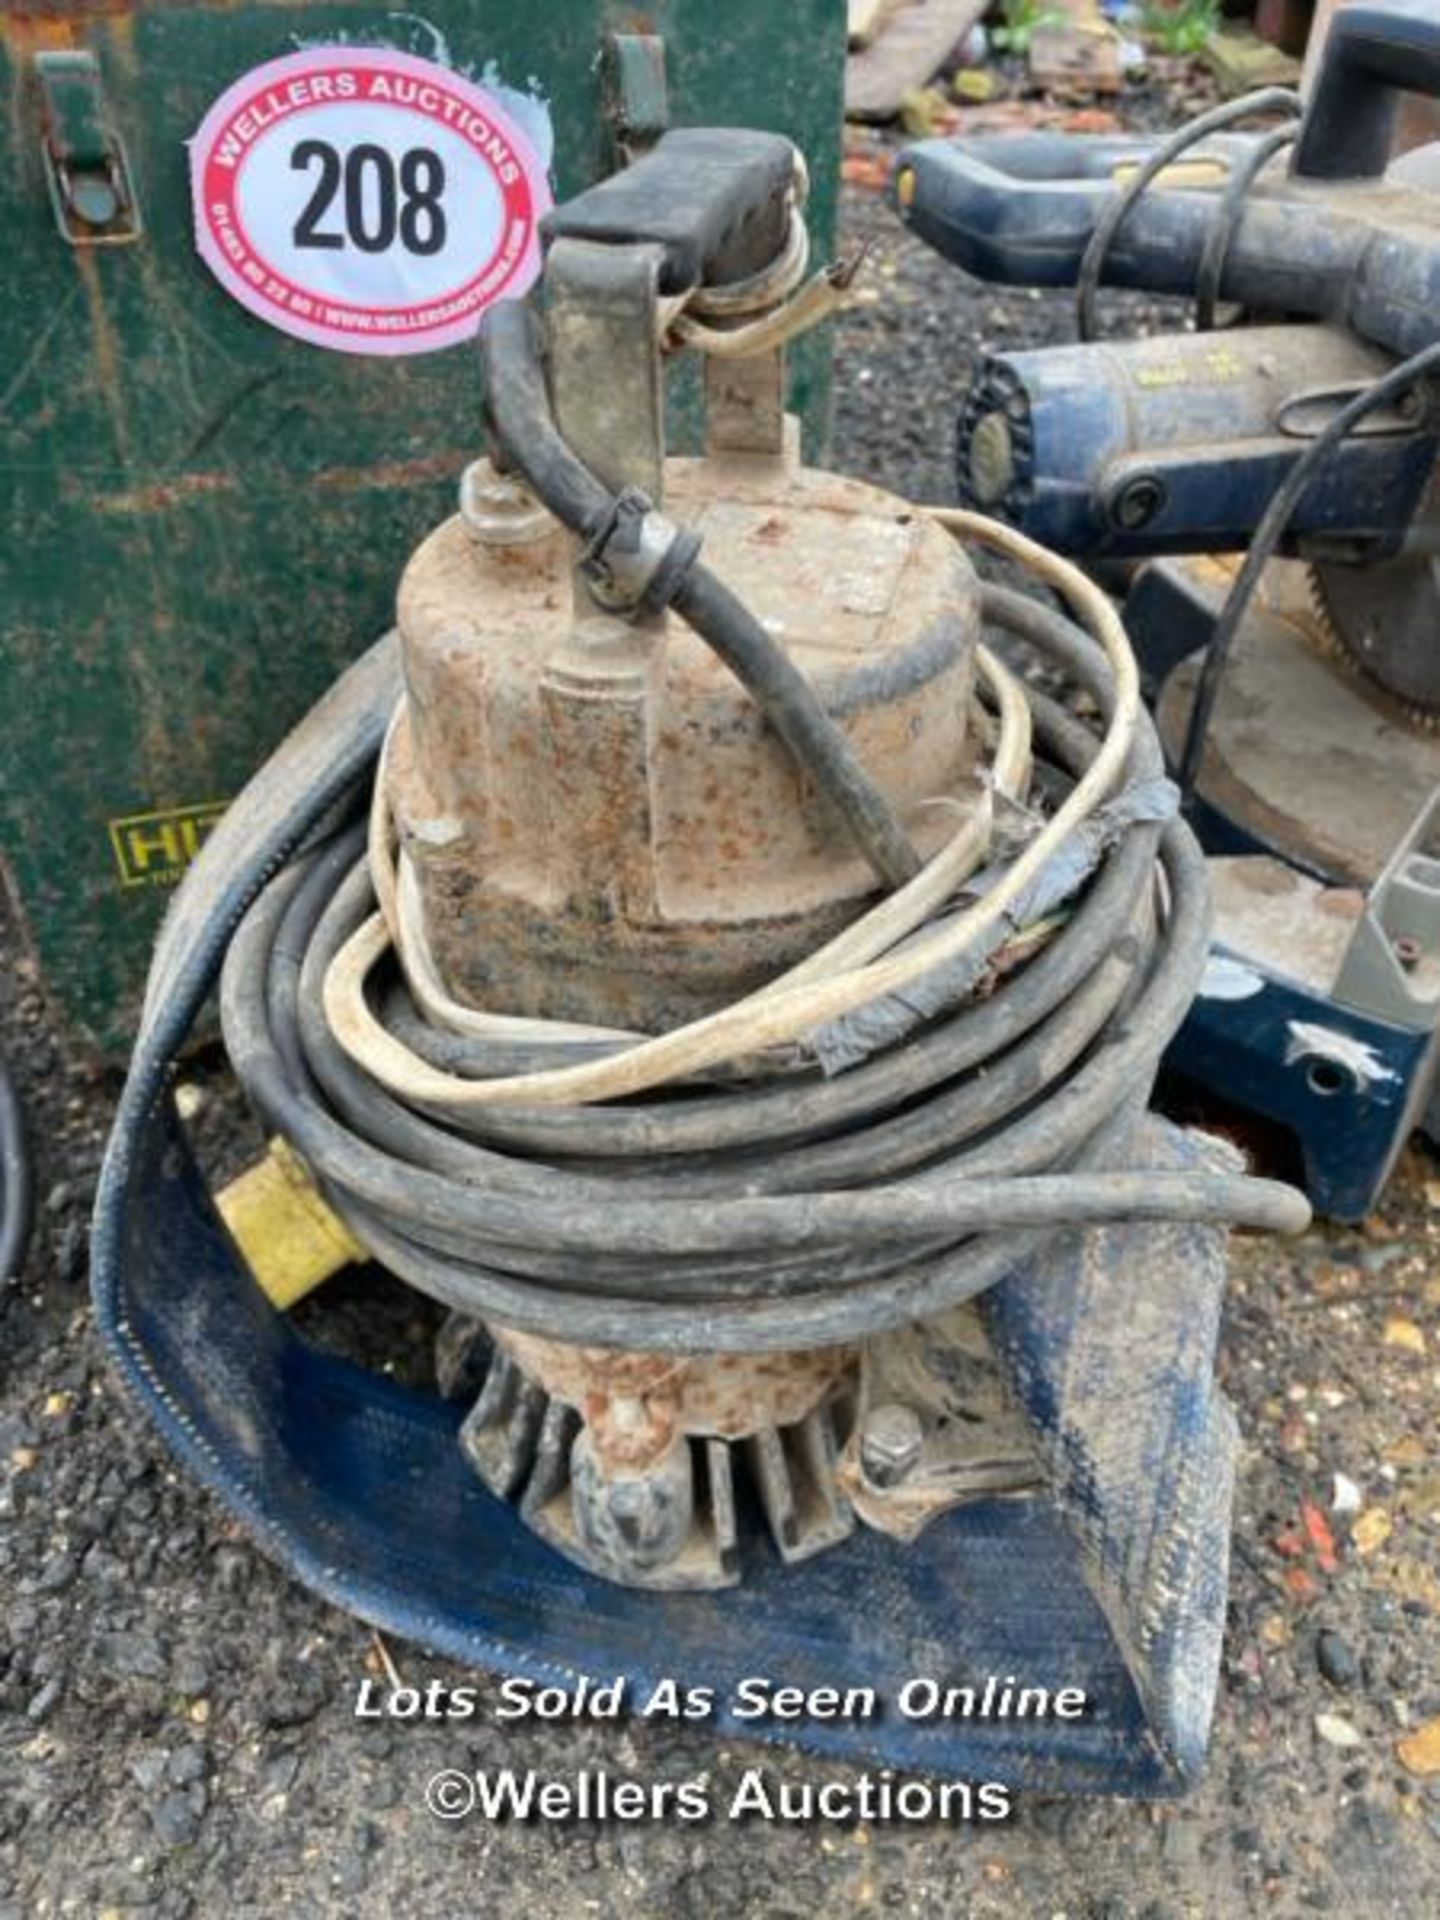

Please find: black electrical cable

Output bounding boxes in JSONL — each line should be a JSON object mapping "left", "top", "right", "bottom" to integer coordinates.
{"left": 217, "top": 588, "right": 1307, "bottom": 1355}
{"left": 1075, "top": 87, "right": 1300, "bottom": 343}
{"left": 0, "top": 1047, "right": 32, "bottom": 1289}
{"left": 666, "top": 562, "right": 922, "bottom": 886}
{"left": 1177, "top": 339, "right": 1440, "bottom": 795}
{"left": 481, "top": 303, "right": 612, "bottom": 532}
{"left": 480, "top": 301, "right": 922, "bottom": 890}
{"left": 219, "top": 823, "right": 1243, "bottom": 1351}
{"left": 1194, "top": 125, "right": 1298, "bottom": 333}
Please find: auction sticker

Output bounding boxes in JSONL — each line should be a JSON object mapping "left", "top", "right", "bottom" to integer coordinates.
{"left": 189, "top": 48, "right": 552, "bottom": 355}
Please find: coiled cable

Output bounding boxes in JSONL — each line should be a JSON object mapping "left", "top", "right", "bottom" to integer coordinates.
{"left": 219, "top": 535, "right": 1307, "bottom": 1355}
{"left": 213, "top": 232, "right": 1309, "bottom": 1351}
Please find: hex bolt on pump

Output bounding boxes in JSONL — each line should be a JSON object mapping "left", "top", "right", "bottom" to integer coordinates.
{"left": 94, "top": 129, "right": 1308, "bottom": 1788}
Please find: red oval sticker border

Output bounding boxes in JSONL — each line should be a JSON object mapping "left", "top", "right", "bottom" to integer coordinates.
{"left": 189, "top": 48, "right": 553, "bottom": 356}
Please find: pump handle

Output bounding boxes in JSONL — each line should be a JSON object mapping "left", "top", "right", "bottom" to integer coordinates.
{"left": 542, "top": 127, "right": 795, "bottom": 294}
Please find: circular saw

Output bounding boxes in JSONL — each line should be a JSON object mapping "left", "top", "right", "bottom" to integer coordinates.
{"left": 891, "top": 0, "right": 1440, "bottom": 1219}
{"left": 1310, "top": 551, "right": 1440, "bottom": 730}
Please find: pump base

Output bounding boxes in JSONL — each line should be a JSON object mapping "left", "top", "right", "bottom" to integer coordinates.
{"left": 95, "top": 1094, "right": 1237, "bottom": 1795}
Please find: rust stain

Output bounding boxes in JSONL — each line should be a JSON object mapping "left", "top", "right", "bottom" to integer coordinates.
{"left": 394, "top": 461, "right": 979, "bottom": 1026}
{"left": 2, "top": 15, "right": 79, "bottom": 63}
{"left": 7, "top": 4, "right": 139, "bottom": 22}
{"left": 3, "top": 0, "right": 303, "bottom": 26}
{"left": 310, "top": 452, "right": 467, "bottom": 494}
{"left": 494, "top": 1327, "right": 857, "bottom": 1472}
{"left": 72, "top": 248, "right": 130, "bottom": 461}
{"left": 5, "top": 10, "right": 78, "bottom": 173}
{"left": 91, "top": 470, "right": 239, "bottom": 513}
{"left": 4, "top": 6, "right": 137, "bottom": 177}
{"left": 87, "top": 453, "right": 467, "bottom": 514}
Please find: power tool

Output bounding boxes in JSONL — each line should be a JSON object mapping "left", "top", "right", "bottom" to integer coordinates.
{"left": 894, "top": 0, "right": 1440, "bottom": 1218}
{"left": 94, "top": 127, "right": 1304, "bottom": 1794}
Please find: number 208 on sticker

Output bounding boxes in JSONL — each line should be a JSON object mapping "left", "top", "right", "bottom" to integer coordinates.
{"left": 189, "top": 48, "right": 553, "bottom": 356}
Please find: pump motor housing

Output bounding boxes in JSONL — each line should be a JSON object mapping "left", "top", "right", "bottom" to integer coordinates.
{"left": 393, "top": 456, "right": 981, "bottom": 1031}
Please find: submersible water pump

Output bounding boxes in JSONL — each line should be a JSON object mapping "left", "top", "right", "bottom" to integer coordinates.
{"left": 94, "top": 126, "right": 1305, "bottom": 1789}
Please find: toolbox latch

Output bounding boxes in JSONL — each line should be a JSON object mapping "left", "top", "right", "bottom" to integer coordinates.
{"left": 35, "top": 49, "right": 142, "bottom": 245}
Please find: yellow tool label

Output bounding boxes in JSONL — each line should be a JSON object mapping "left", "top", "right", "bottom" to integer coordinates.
{"left": 1111, "top": 159, "right": 1227, "bottom": 192}
{"left": 1135, "top": 348, "right": 1245, "bottom": 390}
{"left": 109, "top": 801, "right": 228, "bottom": 888}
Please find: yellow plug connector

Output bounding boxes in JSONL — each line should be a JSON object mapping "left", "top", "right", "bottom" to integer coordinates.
{"left": 217, "top": 1137, "right": 365, "bottom": 1310}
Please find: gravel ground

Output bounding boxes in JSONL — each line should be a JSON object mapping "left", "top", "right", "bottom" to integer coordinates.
{"left": 3, "top": 79, "right": 1440, "bottom": 1920}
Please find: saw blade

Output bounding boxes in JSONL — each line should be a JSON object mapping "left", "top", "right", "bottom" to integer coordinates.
{"left": 1307, "top": 556, "right": 1440, "bottom": 733}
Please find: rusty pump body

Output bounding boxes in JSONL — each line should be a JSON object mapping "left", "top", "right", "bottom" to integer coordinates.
{"left": 394, "top": 394, "right": 977, "bottom": 1038}
{"left": 95, "top": 126, "right": 1308, "bottom": 1784}
{"left": 385, "top": 132, "right": 1001, "bottom": 1584}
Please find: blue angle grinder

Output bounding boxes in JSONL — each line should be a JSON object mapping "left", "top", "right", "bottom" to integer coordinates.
{"left": 894, "top": 0, "right": 1440, "bottom": 1219}
{"left": 94, "top": 126, "right": 1306, "bottom": 1797}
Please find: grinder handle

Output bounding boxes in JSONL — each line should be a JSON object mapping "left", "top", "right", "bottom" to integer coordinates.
{"left": 1297, "top": 0, "right": 1440, "bottom": 179}
{"left": 891, "top": 132, "right": 1258, "bottom": 286}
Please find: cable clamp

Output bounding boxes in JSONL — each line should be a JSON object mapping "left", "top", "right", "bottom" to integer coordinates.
{"left": 580, "top": 488, "right": 702, "bottom": 616}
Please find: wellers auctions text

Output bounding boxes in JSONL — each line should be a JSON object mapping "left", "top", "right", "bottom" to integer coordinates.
{"left": 423, "top": 1764, "right": 1012, "bottom": 1826}
{"left": 379, "top": 1676, "right": 1074, "bottom": 1827}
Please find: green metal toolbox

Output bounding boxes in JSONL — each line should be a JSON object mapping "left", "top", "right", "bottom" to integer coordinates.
{"left": 0, "top": 1, "right": 842, "bottom": 1053}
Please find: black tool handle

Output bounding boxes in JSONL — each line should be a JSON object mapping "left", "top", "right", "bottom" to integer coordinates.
{"left": 1296, "top": 0, "right": 1440, "bottom": 179}
{"left": 542, "top": 128, "right": 795, "bottom": 293}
